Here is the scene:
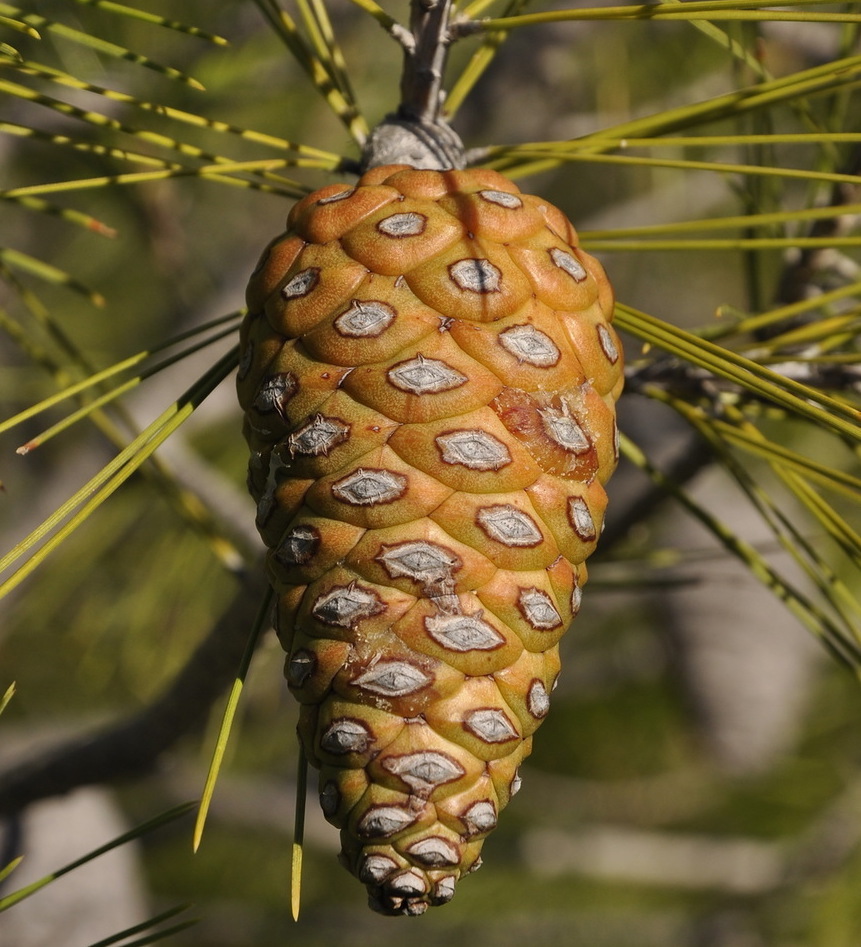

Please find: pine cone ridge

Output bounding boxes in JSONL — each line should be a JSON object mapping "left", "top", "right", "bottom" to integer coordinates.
{"left": 239, "top": 164, "right": 623, "bottom": 914}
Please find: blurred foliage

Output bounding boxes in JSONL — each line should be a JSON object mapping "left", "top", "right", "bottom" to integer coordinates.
{"left": 1, "top": 1, "right": 861, "bottom": 946}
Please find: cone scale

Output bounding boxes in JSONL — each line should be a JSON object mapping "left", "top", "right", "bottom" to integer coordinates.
{"left": 238, "top": 164, "right": 623, "bottom": 915}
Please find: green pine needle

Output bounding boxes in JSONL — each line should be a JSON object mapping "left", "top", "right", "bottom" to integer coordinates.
{"left": 0, "top": 247, "right": 104, "bottom": 305}
{"left": 0, "top": 856, "right": 23, "bottom": 886}
{"left": 620, "top": 433, "right": 861, "bottom": 670}
{"left": 0, "top": 348, "right": 239, "bottom": 601}
{"left": 0, "top": 3, "right": 206, "bottom": 87}
{"left": 193, "top": 586, "right": 274, "bottom": 853}
{"left": 475, "top": 1, "right": 861, "bottom": 29}
{"left": 71, "top": 0, "right": 228, "bottom": 45}
{"left": 0, "top": 682, "right": 15, "bottom": 716}
{"left": 254, "top": 0, "right": 369, "bottom": 145}
{"left": 0, "top": 803, "right": 195, "bottom": 913}
{"left": 0, "top": 312, "right": 242, "bottom": 441}
{"left": 82, "top": 905, "right": 196, "bottom": 947}
{"left": 0, "top": 13, "right": 38, "bottom": 37}
{"left": 615, "top": 303, "right": 861, "bottom": 441}
{"left": 13, "top": 324, "right": 240, "bottom": 455}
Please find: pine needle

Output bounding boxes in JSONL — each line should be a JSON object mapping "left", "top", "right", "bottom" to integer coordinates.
{"left": 0, "top": 348, "right": 239, "bottom": 601}
{"left": 0, "top": 3, "right": 206, "bottom": 87}
{"left": 620, "top": 433, "right": 861, "bottom": 670}
{"left": 2, "top": 191, "right": 118, "bottom": 236}
{"left": 2, "top": 59, "right": 342, "bottom": 163}
{"left": 0, "top": 312, "right": 243, "bottom": 439}
{"left": 0, "top": 682, "right": 14, "bottom": 717}
{"left": 193, "top": 586, "right": 274, "bottom": 853}
{"left": 0, "top": 13, "right": 39, "bottom": 37}
{"left": 0, "top": 803, "right": 195, "bottom": 912}
{"left": 0, "top": 856, "right": 23, "bottom": 886}
{"left": 474, "top": 1, "right": 861, "bottom": 29}
{"left": 70, "top": 0, "right": 228, "bottom": 45}
{"left": 0, "top": 77, "right": 316, "bottom": 195}
{"left": 477, "top": 52, "right": 861, "bottom": 178}
{"left": 82, "top": 905, "right": 196, "bottom": 947}
{"left": 615, "top": 303, "right": 861, "bottom": 440}
{"left": 253, "top": 0, "right": 369, "bottom": 145}
{"left": 486, "top": 146, "right": 861, "bottom": 189}
{"left": 14, "top": 324, "right": 239, "bottom": 454}
{"left": 0, "top": 246, "right": 104, "bottom": 305}
{"left": 292, "top": 747, "right": 308, "bottom": 922}
{"left": 446, "top": 0, "right": 530, "bottom": 118}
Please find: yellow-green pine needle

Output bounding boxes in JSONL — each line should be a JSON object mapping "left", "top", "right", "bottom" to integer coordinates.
{"left": 475, "top": 2, "right": 861, "bottom": 29}
{"left": 254, "top": 0, "right": 368, "bottom": 145}
{"left": 0, "top": 312, "right": 243, "bottom": 439}
{"left": 296, "top": 0, "right": 342, "bottom": 93}
{"left": 597, "top": 133, "right": 861, "bottom": 147}
{"left": 1, "top": 60, "right": 341, "bottom": 163}
{"left": 0, "top": 247, "right": 104, "bottom": 305}
{"left": 460, "top": 0, "right": 512, "bottom": 18}
{"left": 0, "top": 78, "right": 319, "bottom": 193}
{"left": 4, "top": 159, "right": 307, "bottom": 201}
{"left": 292, "top": 748, "right": 308, "bottom": 922}
{"left": 0, "top": 42, "right": 23, "bottom": 60}
{"left": 344, "top": 0, "right": 404, "bottom": 35}
{"left": 709, "top": 281, "right": 861, "bottom": 342}
{"left": 2, "top": 191, "right": 117, "bottom": 236}
{"left": 582, "top": 201, "right": 861, "bottom": 241}
{"left": 0, "top": 349, "right": 238, "bottom": 600}
{"left": 1, "top": 283, "right": 248, "bottom": 571}
{"left": 590, "top": 236, "right": 861, "bottom": 251}
{"left": 0, "top": 120, "right": 184, "bottom": 171}
{"left": 720, "top": 404, "right": 861, "bottom": 571}
{"left": 71, "top": 0, "right": 228, "bottom": 45}
{"left": 758, "top": 314, "right": 861, "bottom": 354}
{"left": 0, "top": 3, "right": 205, "bottom": 87}
{"left": 446, "top": 31, "right": 505, "bottom": 116}
{"left": 447, "top": 0, "right": 529, "bottom": 118}
{"left": 615, "top": 303, "right": 861, "bottom": 439}
{"left": 0, "top": 13, "right": 38, "bottom": 36}
{"left": 620, "top": 433, "right": 861, "bottom": 669}
{"left": 658, "top": 0, "right": 767, "bottom": 79}
{"left": 16, "top": 323, "right": 239, "bottom": 454}
{"left": 81, "top": 905, "right": 195, "bottom": 947}
{"left": 3, "top": 259, "right": 107, "bottom": 382}
{"left": 0, "top": 303, "right": 69, "bottom": 389}
{"left": 194, "top": 586, "right": 274, "bottom": 853}
{"left": 663, "top": 392, "right": 861, "bottom": 625}
{"left": 0, "top": 857, "right": 23, "bottom": 887}
{"left": 0, "top": 803, "right": 195, "bottom": 912}
{"left": 710, "top": 421, "right": 861, "bottom": 504}
{"left": 0, "top": 682, "right": 15, "bottom": 716}
{"left": 476, "top": 53, "right": 861, "bottom": 178}
{"left": 487, "top": 146, "right": 861, "bottom": 189}
{"left": 307, "top": 0, "right": 362, "bottom": 114}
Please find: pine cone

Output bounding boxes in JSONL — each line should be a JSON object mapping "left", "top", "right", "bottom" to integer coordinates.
{"left": 238, "top": 165, "right": 623, "bottom": 915}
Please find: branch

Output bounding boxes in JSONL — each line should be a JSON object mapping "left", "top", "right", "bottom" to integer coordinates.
{"left": 0, "top": 564, "right": 269, "bottom": 817}
{"left": 361, "top": 0, "right": 465, "bottom": 171}
{"left": 398, "top": 0, "right": 454, "bottom": 125}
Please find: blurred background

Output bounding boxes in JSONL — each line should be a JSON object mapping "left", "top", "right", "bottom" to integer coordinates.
{"left": 2, "top": 2, "right": 861, "bottom": 945}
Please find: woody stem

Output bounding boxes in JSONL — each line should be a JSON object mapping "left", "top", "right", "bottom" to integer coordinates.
{"left": 361, "top": 0, "right": 465, "bottom": 171}
{"left": 399, "top": 0, "right": 454, "bottom": 125}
